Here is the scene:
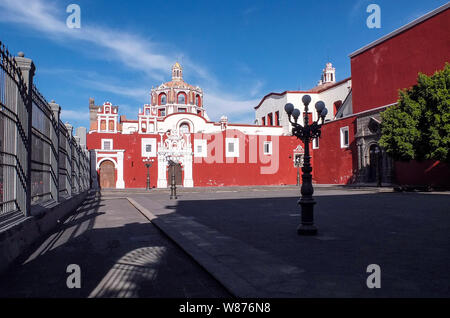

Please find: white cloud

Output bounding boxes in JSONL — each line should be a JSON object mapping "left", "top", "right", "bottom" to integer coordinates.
{"left": 60, "top": 109, "right": 89, "bottom": 121}
{"left": 0, "top": 0, "right": 263, "bottom": 123}
{"left": 78, "top": 79, "right": 149, "bottom": 101}
{"left": 204, "top": 92, "right": 259, "bottom": 123}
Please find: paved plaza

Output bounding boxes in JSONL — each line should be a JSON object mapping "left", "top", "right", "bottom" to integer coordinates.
{"left": 0, "top": 186, "right": 449, "bottom": 298}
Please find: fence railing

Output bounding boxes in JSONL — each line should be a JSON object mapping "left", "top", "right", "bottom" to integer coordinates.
{"left": 0, "top": 42, "right": 90, "bottom": 220}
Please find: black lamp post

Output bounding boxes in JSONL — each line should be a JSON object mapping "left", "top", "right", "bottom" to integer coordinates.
{"left": 285, "top": 95, "right": 328, "bottom": 235}
{"left": 143, "top": 158, "right": 154, "bottom": 190}
{"left": 168, "top": 160, "right": 178, "bottom": 200}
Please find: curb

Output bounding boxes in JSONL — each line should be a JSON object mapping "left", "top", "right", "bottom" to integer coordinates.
{"left": 126, "top": 197, "right": 265, "bottom": 298}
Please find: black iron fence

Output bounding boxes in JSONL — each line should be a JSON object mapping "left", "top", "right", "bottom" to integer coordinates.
{"left": 0, "top": 41, "right": 90, "bottom": 220}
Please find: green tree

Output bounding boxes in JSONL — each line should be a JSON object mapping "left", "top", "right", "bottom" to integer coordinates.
{"left": 379, "top": 63, "right": 450, "bottom": 163}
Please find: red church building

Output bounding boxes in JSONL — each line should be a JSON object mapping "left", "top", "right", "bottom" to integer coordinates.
{"left": 86, "top": 3, "right": 449, "bottom": 189}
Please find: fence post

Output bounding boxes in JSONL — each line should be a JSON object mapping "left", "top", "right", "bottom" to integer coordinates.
{"left": 74, "top": 136, "right": 81, "bottom": 194}
{"left": 49, "top": 100, "right": 60, "bottom": 203}
{"left": 90, "top": 149, "right": 98, "bottom": 189}
{"left": 14, "top": 52, "right": 35, "bottom": 217}
{"left": 64, "top": 123, "right": 73, "bottom": 197}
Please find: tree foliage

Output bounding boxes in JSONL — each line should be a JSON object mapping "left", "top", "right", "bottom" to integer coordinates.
{"left": 379, "top": 63, "right": 450, "bottom": 163}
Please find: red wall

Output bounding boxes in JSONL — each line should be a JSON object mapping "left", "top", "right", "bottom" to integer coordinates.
{"left": 87, "top": 132, "right": 160, "bottom": 188}
{"left": 191, "top": 130, "right": 300, "bottom": 187}
{"left": 312, "top": 116, "right": 358, "bottom": 184}
{"left": 351, "top": 8, "right": 450, "bottom": 113}
{"left": 394, "top": 160, "right": 450, "bottom": 187}
{"left": 87, "top": 130, "right": 306, "bottom": 188}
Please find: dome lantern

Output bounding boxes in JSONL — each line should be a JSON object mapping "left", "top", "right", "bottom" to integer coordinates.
{"left": 172, "top": 62, "right": 183, "bottom": 81}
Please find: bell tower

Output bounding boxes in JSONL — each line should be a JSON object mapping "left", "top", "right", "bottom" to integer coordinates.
{"left": 321, "top": 62, "right": 336, "bottom": 84}
{"left": 172, "top": 62, "right": 183, "bottom": 81}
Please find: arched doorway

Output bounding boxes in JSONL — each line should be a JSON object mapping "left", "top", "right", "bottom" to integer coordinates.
{"left": 99, "top": 160, "right": 116, "bottom": 188}
{"left": 168, "top": 163, "right": 182, "bottom": 185}
{"left": 368, "top": 144, "right": 382, "bottom": 185}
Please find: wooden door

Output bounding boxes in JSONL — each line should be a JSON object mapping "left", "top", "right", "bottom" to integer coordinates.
{"left": 168, "top": 163, "right": 182, "bottom": 185}
{"left": 99, "top": 160, "right": 116, "bottom": 188}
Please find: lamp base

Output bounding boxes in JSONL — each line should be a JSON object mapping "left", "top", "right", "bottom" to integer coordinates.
{"left": 297, "top": 224, "right": 318, "bottom": 236}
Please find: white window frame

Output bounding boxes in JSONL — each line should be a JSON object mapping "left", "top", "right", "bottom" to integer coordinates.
{"left": 312, "top": 137, "right": 319, "bottom": 149}
{"left": 340, "top": 126, "right": 349, "bottom": 148}
{"left": 141, "top": 138, "right": 157, "bottom": 157}
{"left": 101, "top": 139, "right": 113, "bottom": 150}
{"left": 225, "top": 138, "right": 239, "bottom": 157}
{"left": 263, "top": 141, "right": 272, "bottom": 155}
{"left": 194, "top": 139, "right": 207, "bottom": 157}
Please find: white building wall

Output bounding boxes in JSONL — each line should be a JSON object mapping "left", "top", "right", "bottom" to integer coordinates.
{"left": 254, "top": 80, "right": 352, "bottom": 135}
{"left": 122, "top": 122, "right": 139, "bottom": 134}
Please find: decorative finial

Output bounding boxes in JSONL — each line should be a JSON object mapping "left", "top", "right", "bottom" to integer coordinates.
{"left": 18, "top": 52, "right": 25, "bottom": 57}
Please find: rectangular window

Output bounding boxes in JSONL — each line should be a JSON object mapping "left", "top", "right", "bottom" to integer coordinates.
{"left": 141, "top": 138, "right": 157, "bottom": 157}
{"left": 262, "top": 117, "right": 266, "bottom": 126}
{"left": 194, "top": 139, "right": 207, "bottom": 157}
{"left": 101, "top": 139, "right": 113, "bottom": 150}
{"left": 294, "top": 154, "right": 304, "bottom": 167}
{"left": 267, "top": 113, "right": 273, "bottom": 126}
{"left": 158, "top": 109, "right": 166, "bottom": 117}
{"left": 225, "top": 138, "right": 239, "bottom": 157}
{"left": 264, "top": 141, "right": 272, "bottom": 155}
{"left": 340, "top": 127, "right": 349, "bottom": 148}
{"left": 312, "top": 137, "right": 319, "bottom": 149}
{"left": 275, "top": 111, "right": 280, "bottom": 126}
{"left": 178, "top": 108, "right": 186, "bottom": 113}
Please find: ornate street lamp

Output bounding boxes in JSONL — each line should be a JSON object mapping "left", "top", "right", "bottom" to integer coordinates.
{"left": 143, "top": 158, "right": 155, "bottom": 190}
{"left": 285, "top": 95, "right": 328, "bottom": 235}
{"left": 168, "top": 160, "right": 178, "bottom": 199}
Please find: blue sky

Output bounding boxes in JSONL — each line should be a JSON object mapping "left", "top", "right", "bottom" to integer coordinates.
{"left": 0, "top": 0, "right": 447, "bottom": 129}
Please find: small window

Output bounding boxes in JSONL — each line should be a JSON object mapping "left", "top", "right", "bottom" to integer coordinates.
{"left": 194, "top": 139, "right": 207, "bottom": 157}
{"left": 141, "top": 138, "right": 156, "bottom": 157}
{"left": 264, "top": 141, "right": 272, "bottom": 155}
{"left": 312, "top": 137, "right": 319, "bottom": 149}
{"left": 275, "top": 111, "right": 280, "bottom": 126}
{"left": 178, "top": 94, "right": 186, "bottom": 104}
{"left": 225, "top": 138, "right": 239, "bottom": 157}
{"left": 178, "top": 108, "right": 186, "bottom": 113}
{"left": 294, "top": 154, "right": 304, "bottom": 167}
{"left": 159, "top": 109, "right": 166, "bottom": 117}
{"left": 267, "top": 113, "right": 273, "bottom": 126}
{"left": 340, "top": 127, "right": 349, "bottom": 148}
{"left": 102, "top": 139, "right": 113, "bottom": 150}
{"left": 160, "top": 94, "right": 167, "bottom": 105}
{"left": 180, "top": 123, "right": 190, "bottom": 134}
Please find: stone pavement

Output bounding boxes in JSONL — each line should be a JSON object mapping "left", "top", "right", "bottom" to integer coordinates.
{"left": 0, "top": 191, "right": 230, "bottom": 298}
{"left": 128, "top": 186, "right": 450, "bottom": 298}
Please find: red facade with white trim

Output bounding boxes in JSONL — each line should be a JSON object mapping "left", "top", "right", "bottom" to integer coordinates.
{"left": 86, "top": 4, "right": 450, "bottom": 188}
